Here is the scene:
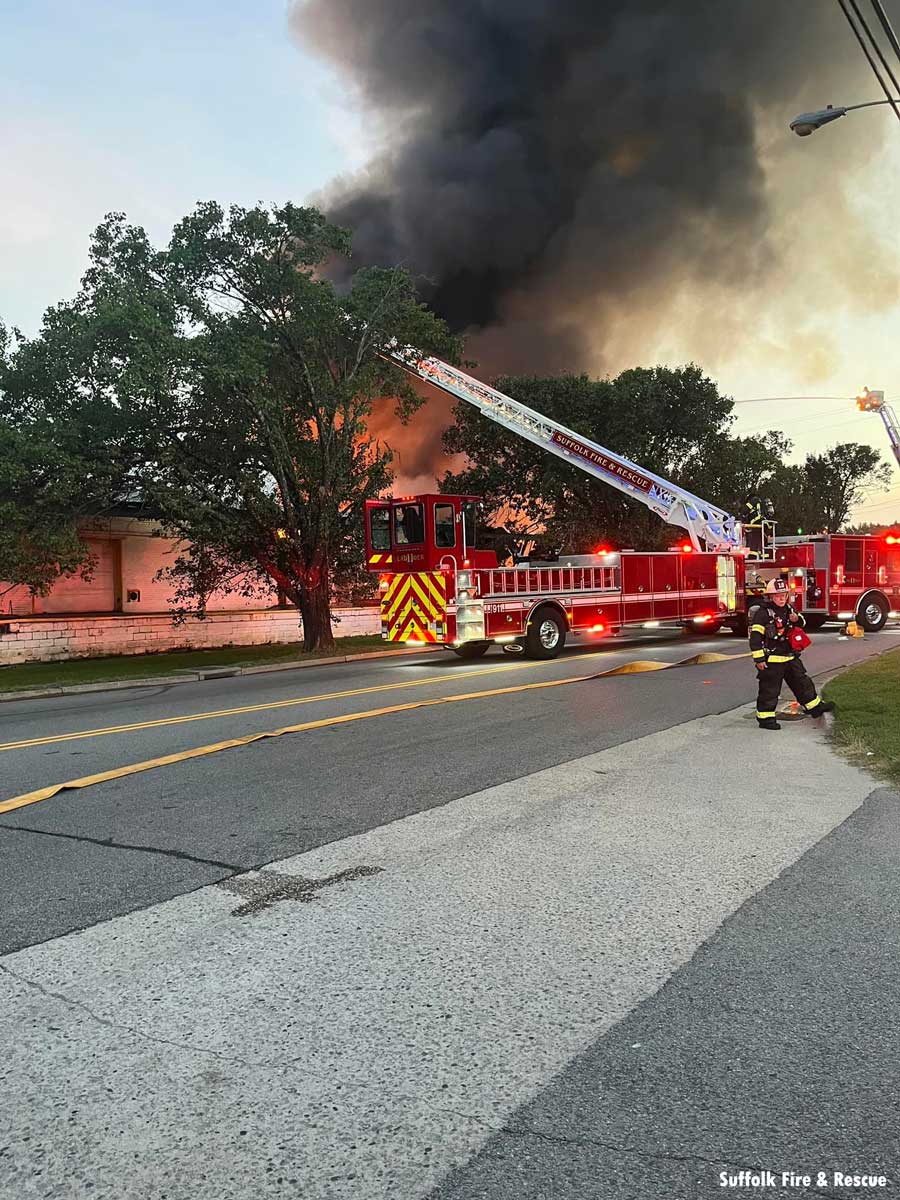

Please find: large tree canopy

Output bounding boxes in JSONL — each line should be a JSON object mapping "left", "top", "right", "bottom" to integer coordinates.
{"left": 1, "top": 203, "right": 459, "bottom": 648}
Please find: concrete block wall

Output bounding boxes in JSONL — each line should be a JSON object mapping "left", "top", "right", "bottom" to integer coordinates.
{"left": 0, "top": 608, "right": 381, "bottom": 666}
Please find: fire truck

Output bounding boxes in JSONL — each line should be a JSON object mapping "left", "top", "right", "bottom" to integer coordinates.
{"left": 364, "top": 353, "right": 899, "bottom": 657}
{"left": 365, "top": 355, "right": 751, "bottom": 657}
{"left": 764, "top": 533, "right": 900, "bottom": 632}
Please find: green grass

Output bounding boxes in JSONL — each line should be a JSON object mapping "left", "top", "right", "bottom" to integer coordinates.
{"left": 0, "top": 635, "right": 391, "bottom": 693}
{"left": 823, "top": 648, "right": 900, "bottom": 782}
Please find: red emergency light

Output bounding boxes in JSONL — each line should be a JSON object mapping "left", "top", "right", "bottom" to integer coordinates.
{"left": 681, "top": 543, "right": 693, "bottom": 553}
{"left": 595, "top": 545, "right": 611, "bottom": 555}
{"left": 887, "top": 535, "right": 899, "bottom": 545}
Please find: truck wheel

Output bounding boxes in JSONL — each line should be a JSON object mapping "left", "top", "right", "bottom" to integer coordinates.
{"left": 728, "top": 613, "right": 748, "bottom": 637}
{"left": 802, "top": 614, "right": 827, "bottom": 631}
{"left": 857, "top": 593, "right": 889, "bottom": 632}
{"left": 681, "top": 621, "right": 722, "bottom": 637}
{"left": 451, "top": 642, "right": 490, "bottom": 659}
{"left": 524, "top": 607, "right": 567, "bottom": 659}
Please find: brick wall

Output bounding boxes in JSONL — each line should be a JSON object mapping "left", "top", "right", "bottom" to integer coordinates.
{"left": 0, "top": 608, "right": 381, "bottom": 666}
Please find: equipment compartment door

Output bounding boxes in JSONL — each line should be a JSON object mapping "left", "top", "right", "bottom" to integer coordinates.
{"left": 651, "top": 556, "right": 679, "bottom": 619}
{"left": 716, "top": 555, "right": 737, "bottom": 614}
{"left": 621, "top": 555, "right": 652, "bottom": 623}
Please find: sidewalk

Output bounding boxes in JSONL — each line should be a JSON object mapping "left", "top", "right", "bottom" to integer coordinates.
{"left": 0, "top": 701, "right": 891, "bottom": 1200}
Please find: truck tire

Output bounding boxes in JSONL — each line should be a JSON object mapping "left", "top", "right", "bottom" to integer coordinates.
{"left": 727, "top": 613, "right": 748, "bottom": 637}
{"left": 681, "top": 620, "right": 722, "bottom": 637}
{"left": 801, "top": 614, "right": 827, "bottom": 631}
{"left": 451, "top": 641, "right": 490, "bottom": 659}
{"left": 524, "top": 606, "right": 567, "bottom": 659}
{"left": 856, "top": 592, "right": 889, "bottom": 632}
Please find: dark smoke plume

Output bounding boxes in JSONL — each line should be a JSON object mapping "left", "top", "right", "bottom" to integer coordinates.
{"left": 290, "top": 1, "right": 886, "bottom": 483}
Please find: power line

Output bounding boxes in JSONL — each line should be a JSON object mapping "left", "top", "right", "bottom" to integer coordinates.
{"left": 731, "top": 395, "right": 850, "bottom": 405}
{"left": 733, "top": 414, "right": 870, "bottom": 436}
{"left": 854, "top": 495, "right": 900, "bottom": 511}
{"left": 868, "top": 0, "right": 900, "bottom": 72}
{"left": 837, "top": 0, "right": 900, "bottom": 123}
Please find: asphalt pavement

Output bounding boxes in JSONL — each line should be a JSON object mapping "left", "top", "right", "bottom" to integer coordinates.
{"left": 1, "top": 671, "right": 897, "bottom": 1199}
{"left": 1, "top": 627, "right": 897, "bottom": 954}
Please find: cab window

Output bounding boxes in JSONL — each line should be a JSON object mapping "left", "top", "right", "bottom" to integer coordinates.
{"left": 434, "top": 503, "right": 456, "bottom": 548}
{"left": 462, "top": 502, "right": 478, "bottom": 549}
{"left": 369, "top": 505, "right": 391, "bottom": 551}
{"left": 393, "top": 504, "right": 424, "bottom": 545}
{"left": 844, "top": 541, "right": 862, "bottom": 574}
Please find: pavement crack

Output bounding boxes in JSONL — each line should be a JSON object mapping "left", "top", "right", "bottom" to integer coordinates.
{"left": 0, "top": 823, "right": 241, "bottom": 872}
{"left": 0, "top": 960, "right": 271, "bottom": 1069}
{"left": 431, "top": 1109, "right": 831, "bottom": 1195}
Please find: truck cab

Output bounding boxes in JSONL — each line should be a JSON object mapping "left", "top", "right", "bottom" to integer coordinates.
{"left": 364, "top": 494, "right": 498, "bottom": 575}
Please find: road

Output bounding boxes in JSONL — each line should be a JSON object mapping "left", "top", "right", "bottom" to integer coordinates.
{"left": 1, "top": 625, "right": 899, "bottom": 1199}
{"left": 0, "top": 627, "right": 889, "bottom": 956}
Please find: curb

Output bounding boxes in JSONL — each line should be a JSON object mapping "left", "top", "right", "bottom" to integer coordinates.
{"left": 0, "top": 644, "right": 442, "bottom": 704}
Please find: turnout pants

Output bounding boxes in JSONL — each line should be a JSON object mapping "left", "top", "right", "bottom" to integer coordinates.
{"left": 756, "top": 656, "right": 823, "bottom": 721}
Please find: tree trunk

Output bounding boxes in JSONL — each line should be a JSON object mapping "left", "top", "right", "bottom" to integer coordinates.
{"left": 297, "top": 575, "right": 335, "bottom": 652}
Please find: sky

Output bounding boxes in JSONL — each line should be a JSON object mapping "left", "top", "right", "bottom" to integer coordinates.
{"left": 1, "top": 0, "right": 899, "bottom": 525}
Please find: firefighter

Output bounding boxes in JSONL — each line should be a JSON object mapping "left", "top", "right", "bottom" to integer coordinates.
{"left": 743, "top": 494, "right": 764, "bottom": 556}
{"left": 750, "top": 578, "right": 835, "bottom": 730}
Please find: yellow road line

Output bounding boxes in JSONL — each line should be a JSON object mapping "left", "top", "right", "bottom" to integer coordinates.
{"left": 0, "top": 651, "right": 749, "bottom": 815}
{"left": 0, "top": 653, "right": 613, "bottom": 754}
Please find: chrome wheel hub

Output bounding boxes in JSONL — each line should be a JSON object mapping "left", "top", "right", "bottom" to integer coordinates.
{"left": 539, "top": 619, "right": 560, "bottom": 649}
{"left": 864, "top": 602, "right": 883, "bottom": 626}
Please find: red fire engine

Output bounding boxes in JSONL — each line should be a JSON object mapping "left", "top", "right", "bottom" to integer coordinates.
{"left": 364, "top": 351, "right": 898, "bottom": 658}
{"left": 764, "top": 533, "right": 900, "bottom": 631}
{"left": 364, "top": 492, "right": 744, "bottom": 657}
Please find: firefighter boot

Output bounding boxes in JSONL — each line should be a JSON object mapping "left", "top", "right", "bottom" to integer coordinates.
{"left": 806, "top": 698, "right": 835, "bottom": 719}
{"left": 757, "top": 717, "right": 781, "bottom": 731}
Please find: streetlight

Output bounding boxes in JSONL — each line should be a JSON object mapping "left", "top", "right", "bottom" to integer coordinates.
{"left": 790, "top": 98, "right": 899, "bottom": 135}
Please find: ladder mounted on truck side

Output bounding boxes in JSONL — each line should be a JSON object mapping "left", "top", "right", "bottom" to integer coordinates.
{"left": 384, "top": 349, "right": 743, "bottom": 552}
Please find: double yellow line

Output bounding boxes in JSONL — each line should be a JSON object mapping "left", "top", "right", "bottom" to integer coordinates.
{"left": 0, "top": 649, "right": 747, "bottom": 815}
{"left": 0, "top": 658, "right": 554, "bottom": 754}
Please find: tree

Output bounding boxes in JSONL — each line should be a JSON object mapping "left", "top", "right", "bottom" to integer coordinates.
{"left": 0, "top": 318, "right": 137, "bottom": 600}
{"left": 3, "top": 204, "right": 458, "bottom": 649}
{"left": 796, "top": 444, "right": 893, "bottom": 532}
{"left": 156, "top": 203, "right": 458, "bottom": 648}
{"left": 844, "top": 519, "right": 900, "bottom": 535}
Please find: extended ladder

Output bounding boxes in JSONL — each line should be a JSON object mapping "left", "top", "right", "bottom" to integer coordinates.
{"left": 857, "top": 387, "right": 900, "bottom": 472}
{"left": 385, "top": 349, "right": 742, "bottom": 551}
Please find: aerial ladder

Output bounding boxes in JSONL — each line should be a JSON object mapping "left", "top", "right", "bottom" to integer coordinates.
{"left": 857, "top": 387, "right": 900, "bottom": 472}
{"left": 383, "top": 347, "right": 744, "bottom": 553}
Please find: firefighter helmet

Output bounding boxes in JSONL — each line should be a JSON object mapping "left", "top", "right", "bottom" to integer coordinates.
{"left": 765, "top": 577, "right": 788, "bottom": 594}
